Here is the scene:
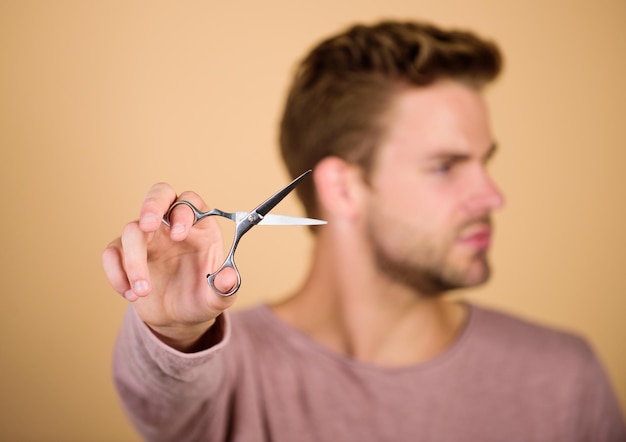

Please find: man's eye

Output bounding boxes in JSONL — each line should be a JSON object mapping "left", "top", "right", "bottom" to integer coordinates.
{"left": 433, "top": 162, "right": 453, "bottom": 174}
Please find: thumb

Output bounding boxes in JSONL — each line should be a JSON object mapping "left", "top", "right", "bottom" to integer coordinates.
{"left": 211, "top": 267, "right": 239, "bottom": 295}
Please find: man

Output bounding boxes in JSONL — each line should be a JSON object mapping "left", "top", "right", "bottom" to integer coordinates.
{"left": 103, "top": 20, "right": 625, "bottom": 441}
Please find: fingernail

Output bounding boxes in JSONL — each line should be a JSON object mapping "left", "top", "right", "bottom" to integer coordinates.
{"left": 171, "top": 223, "right": 185, "bottom": 235}
{"left": 133, "top": 280, "right": 149, "bottom": 294}
{"left": 141, "top": 213, "right": 159, "bottom": 224}
{"left": 123, "top": 290, "right": 137, "bottom": 301}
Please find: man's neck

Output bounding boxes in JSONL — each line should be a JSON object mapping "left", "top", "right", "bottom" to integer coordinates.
{"left": 271, "top": 239, "right": 468, "bottom": 367}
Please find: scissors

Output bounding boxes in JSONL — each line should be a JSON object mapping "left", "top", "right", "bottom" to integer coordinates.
{"left": 162, "top": 170, "right": 326, "bottom": 297}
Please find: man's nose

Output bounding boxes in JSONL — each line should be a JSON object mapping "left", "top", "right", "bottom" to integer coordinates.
{"left": 465, "top": 171, "right": 505, "bottom": 215}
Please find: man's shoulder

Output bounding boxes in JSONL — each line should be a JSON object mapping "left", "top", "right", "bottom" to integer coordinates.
{"left": 466, "top": 303, "right": 595, "bottom": 366}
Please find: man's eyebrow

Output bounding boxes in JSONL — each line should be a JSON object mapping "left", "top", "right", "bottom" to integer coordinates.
{"left": 425, "top": 143, "right": 497, "bottom": 162}
{"left": 425, "top": 150, "right": 469, "bottom": 161}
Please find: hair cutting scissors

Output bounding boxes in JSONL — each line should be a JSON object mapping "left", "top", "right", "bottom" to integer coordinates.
{"left": 162, "top": 170, "right": 325, "bottom": 297}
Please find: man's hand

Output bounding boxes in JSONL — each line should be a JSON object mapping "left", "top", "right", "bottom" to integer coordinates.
{"left": 102, "top": 183, "right": 238, "bottom": 351}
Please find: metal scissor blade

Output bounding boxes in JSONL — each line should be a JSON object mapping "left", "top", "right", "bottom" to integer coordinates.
{"left": 252, "top": 170, "right": 311, "bottom": 217}
{"left": 234, "top": 212, "right": 327, "bottom": 226}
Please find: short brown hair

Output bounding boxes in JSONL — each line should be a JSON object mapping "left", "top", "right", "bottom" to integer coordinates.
{"left": 279, "top": 20, "right": 502, "bottom": 217}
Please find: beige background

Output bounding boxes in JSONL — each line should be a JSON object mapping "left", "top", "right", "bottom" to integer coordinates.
{"left": 1, "top": 0, "right": 624, "bottom": 440}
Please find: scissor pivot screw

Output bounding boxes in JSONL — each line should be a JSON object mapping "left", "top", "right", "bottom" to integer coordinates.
{"left": 247, "top": 213, "right": 263, "bottom": 223}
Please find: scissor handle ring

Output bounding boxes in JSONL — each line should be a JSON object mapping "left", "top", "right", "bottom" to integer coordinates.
{"left": 207, "top": 257, "right": 242, "bottom": 297}
{"left": 162, "top": 200, "right": 203, "bottom": 226}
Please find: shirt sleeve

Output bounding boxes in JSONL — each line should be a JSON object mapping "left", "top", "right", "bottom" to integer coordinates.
{"left": 112, "top": 306, "right": 231, "bottom": 441}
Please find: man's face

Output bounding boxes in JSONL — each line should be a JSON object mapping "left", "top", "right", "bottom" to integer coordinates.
{"left": 364, "top": 80, "right": 504, "bottom": 294}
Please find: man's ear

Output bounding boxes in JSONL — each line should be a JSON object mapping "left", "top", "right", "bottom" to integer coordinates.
{"left": 313, "top": 157, "right": 366, "bottom": 220}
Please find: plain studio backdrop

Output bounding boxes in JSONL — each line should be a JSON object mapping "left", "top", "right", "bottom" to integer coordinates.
{"left": 1, "top": 1, "right": 624, "bottom": 440}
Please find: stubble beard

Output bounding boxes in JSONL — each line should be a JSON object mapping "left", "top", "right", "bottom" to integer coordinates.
{"left": 367, "top": 220, "right": 492, "bottom": 296}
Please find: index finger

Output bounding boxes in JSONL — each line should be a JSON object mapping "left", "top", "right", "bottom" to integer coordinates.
{"left": 138, "top": 182, "right": 177, "bottom": 233}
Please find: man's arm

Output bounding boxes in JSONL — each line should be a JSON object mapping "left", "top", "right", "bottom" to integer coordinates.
{"left": 113, "top": 306, "right": 232, "bottom": 441}
{"left": 103, "top": 182, "right": 242, "bottom": 439}
{"left": 574, "top": 344, "right": 626, "bottom": 442}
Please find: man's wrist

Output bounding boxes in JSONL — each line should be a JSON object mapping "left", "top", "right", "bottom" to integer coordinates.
{"left": 147, "top": 318, "right": 222, "bottom": 353}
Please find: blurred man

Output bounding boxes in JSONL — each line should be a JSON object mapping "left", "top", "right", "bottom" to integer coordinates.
{"left": 103, "top": 20, "right": 625, "bottom": 441}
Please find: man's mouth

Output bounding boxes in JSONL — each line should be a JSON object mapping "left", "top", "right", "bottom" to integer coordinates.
{"left": 457, "top": 223, "right": 492, "bottom": 251}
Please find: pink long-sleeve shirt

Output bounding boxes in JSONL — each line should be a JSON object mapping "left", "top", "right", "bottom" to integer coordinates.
{"left": 113, "top": 303, "right": 625, "bottom": 441}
